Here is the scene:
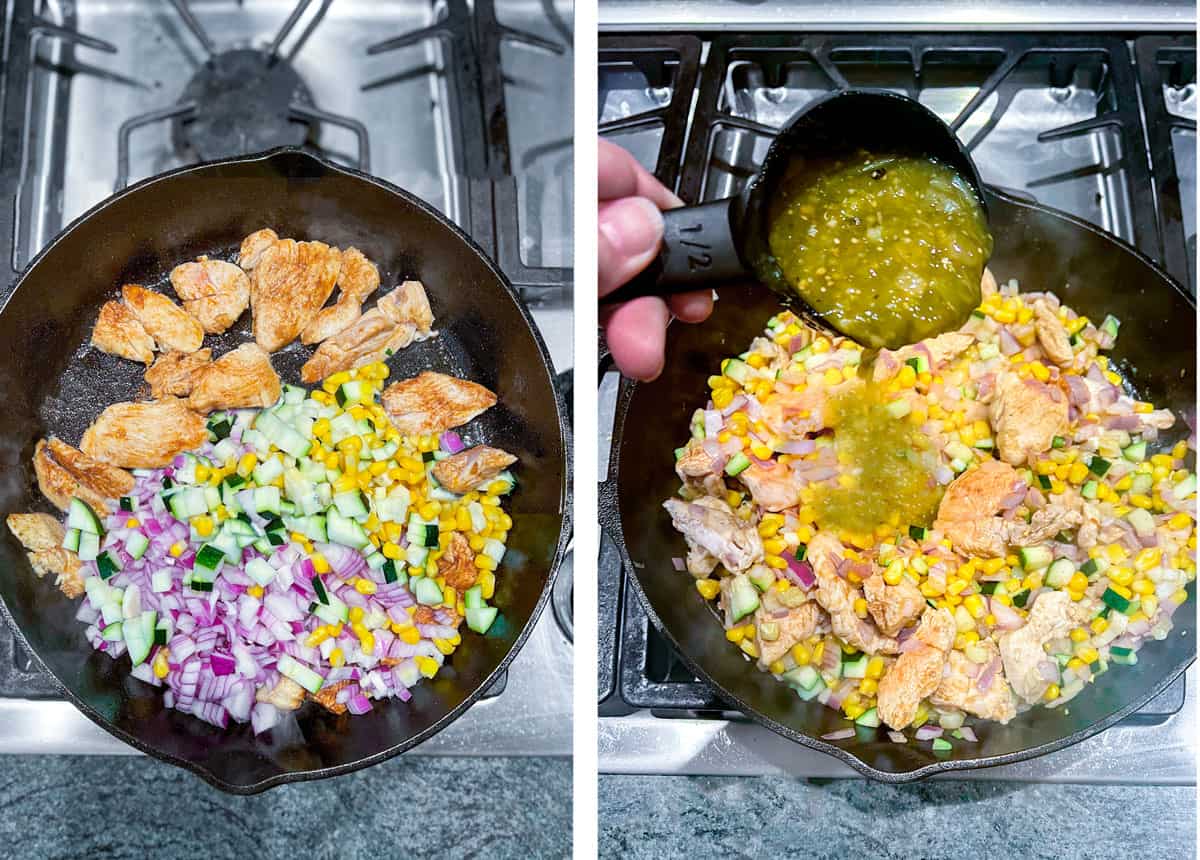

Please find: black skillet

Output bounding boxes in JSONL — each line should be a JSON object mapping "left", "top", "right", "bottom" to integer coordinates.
{"left": 0, "top": 148, "right": 569, "bottom": 793}
{"left": 600, "top": 96, "right": 1196, "bottom": 780}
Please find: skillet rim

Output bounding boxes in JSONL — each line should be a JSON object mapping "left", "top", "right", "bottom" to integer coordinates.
{"left": 0, "top": 145, "right": 571, "bottom": 794}
{"left": 604, "top": 184, "right": 1196, "bottom": 782}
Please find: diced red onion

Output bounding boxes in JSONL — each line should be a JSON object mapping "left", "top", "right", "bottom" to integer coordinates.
{"left": 821, "top": 728, "right": 856, "bottom": 741}
{"left": 440, "top": 431, "right": 465, "bottom": 454}
{"left": 914, "top": 725, "right": 943, "bottom": 741}
{"left": 887, "top": 731, "right": 907, "bottom": 744}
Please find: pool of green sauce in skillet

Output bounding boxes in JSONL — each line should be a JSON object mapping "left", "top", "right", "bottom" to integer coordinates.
{"left": 766, "top": 151, "right": 993, "bottom": 350}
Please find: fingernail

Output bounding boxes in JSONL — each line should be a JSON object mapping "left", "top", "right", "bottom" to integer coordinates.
{"left": 599, "top": 197, "right": 664, "bottom": 259}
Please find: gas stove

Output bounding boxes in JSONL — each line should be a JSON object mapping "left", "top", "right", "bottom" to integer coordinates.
{"left": 0, "top": 0, "right": 573, "bottom": 758}
{"left": 598, "top": 5, "right": 1196, "bottom": 781}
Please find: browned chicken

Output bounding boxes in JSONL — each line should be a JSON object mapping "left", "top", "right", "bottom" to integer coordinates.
{"left": 808, "top": 532, "right": 899, "bottom": 655}
{"left": 309, "top": 680, "right": 353, "bottom": 715}
{"left": 6, "top": 513, "right": 85, "bottom": 598}
{"left": 999, "top": 591, "right": 1086, "bottom": 704}
{"left": 381, "top": 371, "right": 496, "bottom": 437}
{"left": 754, "top": 601, "right": 825, "bottom": 668}
{"left": 760, "top": 386, "right": 831, "bottom": 439}
{"left": 300, "top": 281, "right": 436, "bottom": 383}
{"left": 737, "top": 460, "right": 800, "bottom": 512}
{"left": 169, "top": 257, "right": 252, "bottom": 334}
{"left": 81, "top": 400, "right": 208, "bottom": 469}
{"left": 1034, "top": 300, "right": 1074, "bottom": 366}
{"left": 255, "top": 675, "right": 304, "bottom": 710}
{"left": 664, "top": 497, "right": 763, "bottom": 576}
{"left": 990, "top": 372, "right": 1068, "bottom": 466}
{"left": 91, "top": 301, "right": 156, "bottom": 364}
{"left": 145, "top": 349, "right": 213, "bottom": 398}
{"left": 438, "top": 532, "right": 479, "bottom": 591}
{"left": 863, "top": 572, "right": 926, "bottom": 637}
{"left": 876, "top": 607, "right": 956, "bottom": 730}
{"left": 187, "top": 343, "right": 281, "bottom": 414}
{"left": 33, "top": 438, "right": 135, "bottom": 514}
{"left": 121, "top": 284, "right": 204, "bottom": 354}
{"left": 237, "top": 228, "right": 279, "bottom": 271}
{"left": 874, "top": 332, "right": 975, "bottom": 383}
{"left": 930, "top": 643, "right": 1017, "bottom": 723}
{"left": 431, "top": 445, "right": 517, "bottom": 494}
{"left": 300, "top": 246, "right": 381, "bottom": 344}
{"left": 251, "top": 238, "right": 342, "bottom": 351}
{"left": 933, "top": 459, "right": 1022, "bottom": 557}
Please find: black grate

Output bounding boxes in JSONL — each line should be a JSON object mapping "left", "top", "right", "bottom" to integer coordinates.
{"left": 0, "top": 0, "right": 571, "bottom": 700}
{"left": 598, "top": 30, "right": 1193, "bottom": 721}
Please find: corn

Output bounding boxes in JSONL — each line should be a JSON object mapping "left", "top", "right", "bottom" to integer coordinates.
{"left": 1168, "top": 512, "right": 1192, "bottom": 530}
{"left": 246, "top": 585, "right": 263, "bottom": 599}
{"left": 329, "top": 648, "right": 345, "bottom": 668}
{"left": 1067, "top": 657, "right": 1085, "bottom": 672}
{"left": 382, "top": 541, "right": 403, "bottom": 560}
{"left": 1134, "top": 548, "right": 1162, "bottom": 572}
{"left": 963, "top": 594, "right": 985, "bottom": 619}
{"left": 169, "top": 541, "right": 185, "bottom": 558}
{"left": 416, "top": 656, "right": 439, "bottom": 678}
{"left": 1070, "top": 627, "right": 1089, "bottom": 643}
{"left": 695, "top": 579, "right": 720, "bottom": 600}
{"left": 1044, "top": 683, "right": 1061, "bottom": 701}
{"left": 853, "top": 597, "right": 868, "bottom": 618}
{"left": 354, "top": 578, "right": 378, "bottom": 595}
{"left": 865, "top": 656, "right": 885, "bottom": 680}
{"left": 739, "top": 639, "right": 759, "bottom": 659}
{"left": 1077, "top": 646, "right": 1100, "bottom": 665}
{"left": 475, "top": 554, "right": 497, "bottom": 571}
{"left": 1131, "top": 578, "right": 1155, "bottom": 596}
{"left": 479, "top": 570, "right": 496, "bottom": 600}
{"left": 1090, "top": 617, "right": 1109, "bottom": 635}
{"left": 306, "top": 628, "right": 331, "bottom": 647}
{"left": 1142, "top": 595, "right": 1159, "bottom": 617}
{"left": 764, "top": 554, "right": 787, "bottom": 570}
{"left": 725, "top": 626, "right": 745, "bottom": 644}
{"left": 237, "top": 453, "right": 257, "bottom": 477}
{"left": 1067, "top": 572, "right": 1089, "bottom": 593}
{"left": 712, "top": 387, "right": 734, "bottom": 409}
{"left": 400, "top": 626, "right": 421, "bottom": 645}
{"left": 1028, "top": 361, "right": 1050, "bottom": 382}
{"left": 1129, "top": 494, "right": 1153, "bottom": 509}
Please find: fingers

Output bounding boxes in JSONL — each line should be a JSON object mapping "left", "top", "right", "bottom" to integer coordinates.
{"left": 598, "top": 139, "right": 683, "bottom": 210}
{"left": 668, "top": 290, "right": 714, "bottom": 323}
{"left": 604, "top": 297, "right": 671, "bottom": 382}
{"left": 598, "top": 197, "right": 665, "bottom": 296}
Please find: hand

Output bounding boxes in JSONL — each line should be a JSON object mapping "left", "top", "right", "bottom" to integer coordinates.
{"left": 598, "top": 139, "right": 713, "bottom": 381}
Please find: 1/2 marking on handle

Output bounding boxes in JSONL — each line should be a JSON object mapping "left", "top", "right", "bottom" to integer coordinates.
{"left": 677, "top": 223, "right": 712, "bottom": 270}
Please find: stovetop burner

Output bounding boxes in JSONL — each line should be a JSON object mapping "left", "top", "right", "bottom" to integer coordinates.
{"left": 174, "top": 48, "right": 314, "bottom": 161}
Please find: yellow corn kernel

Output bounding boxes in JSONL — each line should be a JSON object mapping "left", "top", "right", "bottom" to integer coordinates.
{"left": 853, "top": 597, "right": 868, "bottom": 619}
{"left": 236, "top": 453, "right": 257, "bottom": 477}
{"left": 767, "top": 659, "right": 787, "bottom": 676}
{"left": 305, "top": 553, "right": 329, "bottom": 575}
{"left": 1077, "top": 646, "right": 1100, "bottom": 665}
{"left": 329, "top": 648, "right": 345, "bottom": 668}
{"left": 246, "top": 585, "right": 263, "bottom": 599}
{"left": 764, "top": 555, "right": 787, "bottom": 570}
{"left": 348, "top": 606, "right": 365, "bottom": 624}
{"left": 725, "top": 626, "right": 745, "bottom": 644}
{"left": 189, "top": 515, "right": 213, "bottom": 538}
{"left": 1070, "top": 627, "right": 1089, "bottom": 643}
{"left": 1067, "top": 657, "right": 1085, "bottom": 672}
{"left": 1108, "top": 566, "right": 1134, "bottom": 587}
{"left": 1134, "top": 548, "right": 1162, "bottom": 572}
{"left": 306, "top": 628, "right": 331, "bottom": 648}
{"left": 739, "top": 638, "right": 759, "bottom": 659}
{"left": 1066, "top": 571, "right": 1088, "bottom": 594}
{"left": 865, "top": 656, "right": 885, "bottom": 680}
{"left": 1044, "top": 683, "right": 1061, "bottom": 701}
{"left": 1168, "top": 512, "right": 1192, "bottom": 530}
{"left": 169, "top": 541, "right": 185, "bottom": 558}
{"left": 152, "top": 647, "right": 171, "bottom": 679}
{"left": 354, "top": 578, "right": 378, "bottom": 595}
{"left": 963, "top": 594, "right": 985, "bottom": 619}
{"left": 695, "top": 579, "right": 721, "bottom": 600}
{"left": 433, "top": 638, "right": 455, "bottom": 656}
{"left": 416, "top": 656, "right": 439, "bottom": 678}
{"left": 400, "top": 626, "right": 421, "bottom": 645}
{"left": 475, "top": 554, "right": 498, "bottom": 572}
{"left": 1028, "top": 361, "right": 1050, "bottom": 382}
{"left": 1131, "top": 578, "right": 1155, "bottom": 596}
{"left": 791, "top": 643, "right": 812, "bottom": 665}
{"left": 1129, "top": 494, "right": 1153, "bottom": 509}
{"left": 1106, "top": 544, "right": 1128, "bottom": 563}
{"left": 1142, "top": 595, "right": 1159, "bottom": 617}
{"left": 1090, "top": 617, "right": 1109, "bottom": 635}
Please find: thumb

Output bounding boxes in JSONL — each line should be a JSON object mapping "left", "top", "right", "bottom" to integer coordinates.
{"left": 598, "top": 197, "right": 664, "bottom": 296}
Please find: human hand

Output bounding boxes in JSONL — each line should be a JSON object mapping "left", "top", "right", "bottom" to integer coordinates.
{"left": 598, "top": 139, "right": 713, "bottom": 381}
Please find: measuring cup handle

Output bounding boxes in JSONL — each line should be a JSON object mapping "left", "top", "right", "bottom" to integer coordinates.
{"left": 599, "top": 197, "right": 749, "bottom": 305}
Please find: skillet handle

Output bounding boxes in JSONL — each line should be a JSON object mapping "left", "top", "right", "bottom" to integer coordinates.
{"left": 600, "top": 198, "right": 748, "bottom": 305}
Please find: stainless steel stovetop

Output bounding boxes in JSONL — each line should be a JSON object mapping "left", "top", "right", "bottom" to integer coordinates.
{"left": 598, "top": 3, "right": 1196, "bottom": 782}
{"left": 0, "top": 0, "right": 573, "bottom": 758}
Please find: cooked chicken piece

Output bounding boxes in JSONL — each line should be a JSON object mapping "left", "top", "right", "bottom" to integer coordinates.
{"left": 237, "top": 228, "right": 279, "bottom": 271}
{"left": 6, "top": 513, "right": 84, "bottom": 598}
{"left": 1034, "top": 300, "right": 1073, "bottom": 366}
{"left": 863, "top": 572, "right": 926, "bottom": 637}
{"left": 663, "top": 496, "right": 763, "bottom": 574}
{"left": 874, "top": 332, "right": 975, "bottom": 382}
{"left": 255, "top": 675, "right": 305, "bottom": 711}
{"left": 437, "top": 532, "right": 478, "bottom": 591}
{"left": 381, "top": 371, "right": 496, "bottom": 437}
{"left": 754, "top": 601, "right": 825, "bottom": 669}
{"left": 251, "top": 238, "right": 342, "bottom": 351}
{"left": 34, "top": 438, "right": 135, "bottom": 514}
{"left": 1004, "top": 506, "right": 1082, "bottom": 546}
{"left": 760, "top": 387, "right": 830, "bottom": 439}
{"left": 431, "top": 445, "right": 517, "bottom": 494}
{"left": 187, "top": 343, "right": 281, "bottom": 414}
{"left": 934, "top": 459, "right": 1022, "bottom": 557}
{"left": 990, "top": 372, "right": 1068, "bottom": 466}
{"left": 930, "top": 643, "right": 1017, "bottom": 724}
{"left": 91, "top": 301, "right": 156, "bottom": 364}
{"left": 876, "top": 607, "right": 956, "bottom": 730}
{"left": 686, "top": 544, "right": 719, "bottom": 578}
{"left": 169, "top": 258, "right": 252, "bottom": 334}
{"left": 300, "top": 281, "right": 436, "bottom": 384}
{"left": 980, "top": 267, "right": 998, "bottom": 299}
{"left": 309, "top": 680, "right": 353, "bottom": 715}
{"left": 81, "top": 400, "right": 208, "bottom": 469}
{"left": 1134, "top": 409, "right": 1176, "bottom": 432}
{"left": 737, "top": 460, "right": 799, "bottom": 512}
{"left": 808, "top": 532, "right": 899, "bottom": 655}
{"left": 676, "top": 438, "right": 719, "bottom": 480}
{"left": 999, "top": 590, "right": 1083, "bottom": 704}
{"left": 300, "top": 247, "right": 381, "bottom": 344}
{"left": 121, "top": 284, "right": 204, "bottom": 354}
{"left": 145, "top": 349, "right": 213, "bottom": 398}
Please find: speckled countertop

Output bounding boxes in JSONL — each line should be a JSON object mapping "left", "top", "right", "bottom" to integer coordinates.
{"left": 599, "top": 777, "right": 1195, "bottom": 859}
{"left": 0, "top": 756, "right": 570, "bottom": 859}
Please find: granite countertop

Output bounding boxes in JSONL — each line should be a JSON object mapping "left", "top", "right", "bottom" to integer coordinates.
{"left": 599, "top": 777, "right": 1194, "bottom": 859}
{"left": 0, "top": 755, "right": 570, "bottom": 859}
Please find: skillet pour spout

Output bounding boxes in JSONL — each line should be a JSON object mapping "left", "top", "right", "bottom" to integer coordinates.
{"left": 0, "top": 146, "right": 568, "bottom": 793}
{"left": 600, "top": 90, "right": 991, "bottom": 336}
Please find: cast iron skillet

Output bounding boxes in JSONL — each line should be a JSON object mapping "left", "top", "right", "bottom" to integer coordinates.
{"left": 600, "top": 186, "right": 1196, "bottom": 781}
{"left": 0, "top": 148, "right": 568, "bottom": 793}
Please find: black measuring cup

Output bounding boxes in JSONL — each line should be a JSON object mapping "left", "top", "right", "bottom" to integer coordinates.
{"left": 601, "top": 89, "right": 991, "bottom": 324}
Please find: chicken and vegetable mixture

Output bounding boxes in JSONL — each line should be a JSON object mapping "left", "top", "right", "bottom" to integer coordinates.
{"left": 666, "top": 271, "right": 1196, "bottom": 746}
{"left": 6, "top": 231, "right": 519, "bottom": 733}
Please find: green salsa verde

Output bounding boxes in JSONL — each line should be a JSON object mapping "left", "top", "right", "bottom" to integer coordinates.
{"left": 766, "top": 151, "right": 993, "bottom": 350}
{"left": 812, "top": 378, "right": 941, "bottom": 536}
